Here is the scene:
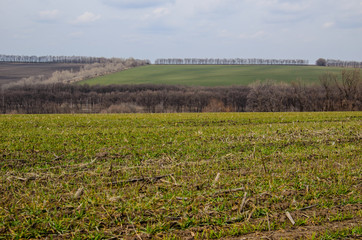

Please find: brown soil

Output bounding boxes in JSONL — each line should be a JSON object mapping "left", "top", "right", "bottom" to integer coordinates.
{"left": 235, "top": 203, "right": 361, "bottom": 239}
{"left": 230, "top": 218, "right": 361, "bottom": 240}
{"left": 136, "top": 204, "right": 361, "bottom": 240}
{"left": 0, "top": 63, "right": 84, "bottom": 86}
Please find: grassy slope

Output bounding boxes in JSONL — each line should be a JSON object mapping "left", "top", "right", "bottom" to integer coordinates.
{"left": 78, "top": 65, "right": 345, "bottom": 86}
{"left": 0, "top": 112, "right": 361, "bottom": 239}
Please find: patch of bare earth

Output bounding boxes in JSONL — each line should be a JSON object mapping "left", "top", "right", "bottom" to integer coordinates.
{"left": 0, "top": 63, "right": 84, "bottom": 86}
{"left": 231, "top": 218, "right": 361, "bottom": 240}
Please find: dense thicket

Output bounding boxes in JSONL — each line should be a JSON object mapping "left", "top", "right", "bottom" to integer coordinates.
{"left": 1, "top": 69, "right": 360, "bottom": 114}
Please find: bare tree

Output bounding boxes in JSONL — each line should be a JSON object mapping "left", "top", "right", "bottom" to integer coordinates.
{"left": 154, "top": 58, "right": 309, "bottom": 65}
{"left": 319, "top": 72, "right": 338, "bottom": 110}
{"left": 336, "top": 69, "right": 361, "bottom": 110}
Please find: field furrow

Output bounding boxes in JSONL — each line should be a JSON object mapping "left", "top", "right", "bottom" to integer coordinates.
{"left": 0, "top": 112, "right": 361, "bottom": 239}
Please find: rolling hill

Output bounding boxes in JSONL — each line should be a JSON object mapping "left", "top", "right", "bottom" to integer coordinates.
{"left": 78, "top": 65, "right": 345, "bottom": 86}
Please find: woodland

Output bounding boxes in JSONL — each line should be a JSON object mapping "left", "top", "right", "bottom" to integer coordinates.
{"left": 1, "top": 69, "right": 360, "bottom": 114}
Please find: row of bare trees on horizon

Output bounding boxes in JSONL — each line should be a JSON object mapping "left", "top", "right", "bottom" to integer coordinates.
{"left": 326, "top": 59, "right": 362, "bottom": 68}
{"left": 2, "top": 54, "right": 360, "bottom": 67}
{"left": 1, "top": 69, "right": 360, "bottom": 114}
{"left": 155, "top": 58, "right": 309, "bottom": 65}
{"left": 0, "top": 54, "right": 151, "bottom": 64}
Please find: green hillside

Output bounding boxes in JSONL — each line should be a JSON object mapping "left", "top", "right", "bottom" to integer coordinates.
{"left": 78, "top": 65, "right": 345, "bottom": 86}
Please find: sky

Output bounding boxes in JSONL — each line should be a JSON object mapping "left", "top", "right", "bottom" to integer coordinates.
{"left": 1, "top": 0, "right": 362, "bottom": 63}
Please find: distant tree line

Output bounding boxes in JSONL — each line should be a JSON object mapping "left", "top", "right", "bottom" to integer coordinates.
{"left": 0, "top": 54, "right": 151, "bottom": 64}
{"left": 2, "top": 58, "right": 150, "bottom": 89}
{"left": 155, "top": 58, "right": 309, "bottom": 65}
{"left": 1, "top": 69, "right": 360, "bottom": 114}
{"left": 316, "top": 58, "right": 362, "bottom": 68}
{"left": 326, "top": 59, "right": 362, "bottom": 68}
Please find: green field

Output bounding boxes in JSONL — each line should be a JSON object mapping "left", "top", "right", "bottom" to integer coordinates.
{"left": 78, "top": 65, "right": 345, "bottom": 86}
{"left": 0, "top": 112, "right": 361, "bottom": 239}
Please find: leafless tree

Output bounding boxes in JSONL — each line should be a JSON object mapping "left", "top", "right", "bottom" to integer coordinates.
{"left": 155, "top": 58, "right": 309, "bottom": 65}
{"left": 326, "top": 59, "right": 362, "bottom": 68}
{"left": 1, "top": 70, "right": 361, "bottom": 114}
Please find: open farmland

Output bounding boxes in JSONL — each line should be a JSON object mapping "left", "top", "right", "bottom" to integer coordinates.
{"left": 0, "top": 112, "right": 361, "bottom": 239}
{"left": 0, "top": 63, "right": 84, "bottom": 86}
{"left": 78, "top": 65, "right": 345, "bottom": 86}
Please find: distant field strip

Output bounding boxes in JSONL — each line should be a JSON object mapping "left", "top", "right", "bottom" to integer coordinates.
{"left": 79, "top": 65, "right": 345, "bottom": 86}
{"left": 0, "top": 112, "right": 361, "bottom": 239}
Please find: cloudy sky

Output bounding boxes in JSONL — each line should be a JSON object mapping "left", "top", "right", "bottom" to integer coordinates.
{"left": 1, "top": 0, "right": 362, "bottom": 63}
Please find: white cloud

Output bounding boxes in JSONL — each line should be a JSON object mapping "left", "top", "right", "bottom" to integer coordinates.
{"left": 39, "top": 10, "right": 59, "bottom": 18}
{"left": 238, "top": 31, "right": 267, "bottom": 40}
{"left": 217, "top": 28, "right": 267, "bottom": 40}
{"left": 274, "top": 1, "right": 310, "bottom": 13}
{"left": 69, "top": 31, "right": 84, "bottom": 38}
{"left": 323, "top": 22, "right": 335, "bottom": 28}
{"left": 102, "top": 0, "right": 174, "bottom": 9}
{"left": 143, "top": 7, "right": 170, "bottom": 20}
{"left": 74, "top": 12, "right": 101, "bottom": 24}
{"left": 153, "top": 7, "right": 169, "bottom": 16}
{"left": 173, "top": 0, "right": 237, "bottom": 17}
{"left": 37, "top": 9, "right": 60, "bottom": 22}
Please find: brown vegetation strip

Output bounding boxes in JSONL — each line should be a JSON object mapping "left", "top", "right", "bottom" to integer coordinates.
{"left": 109, "top": 174, "right": 174, "bottom": 186}
{"left": 229, "top": 218, "right": 361, "bottom": 240}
